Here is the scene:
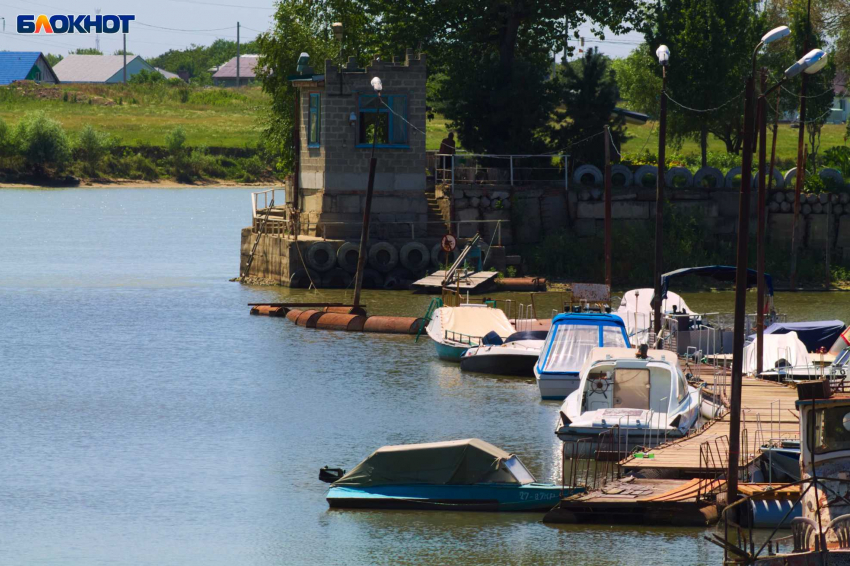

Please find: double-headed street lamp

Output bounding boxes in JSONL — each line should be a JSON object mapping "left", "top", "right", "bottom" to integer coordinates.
{"left": 727, "top": 25, "right": 826, "bottom": 508}
{"left": 652, "top": 44, "right": 669, "bottom": 344}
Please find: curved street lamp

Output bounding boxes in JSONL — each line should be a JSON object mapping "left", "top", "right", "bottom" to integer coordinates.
{"left": 652, "top": 45, "right": 670, "bottom": 343}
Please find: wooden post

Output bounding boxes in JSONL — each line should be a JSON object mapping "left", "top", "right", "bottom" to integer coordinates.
{"left": 757, "top": 70, "right": 767, "bottom": 377}
{"left": 352, "top": 92, "right": 381, "bottom": 309}
{"left": 653, "top": 67, "right": 668, "bottom": 341}
{"left": 604, "top": 126, "right": 612, "bottom": 290}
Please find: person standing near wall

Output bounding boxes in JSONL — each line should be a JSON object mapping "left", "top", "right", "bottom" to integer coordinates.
{"left": 438, "top": 132, "right": 456, "bottom": 180}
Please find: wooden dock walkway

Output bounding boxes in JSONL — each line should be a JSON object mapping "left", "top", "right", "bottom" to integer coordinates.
{"left": 620, "top": 374, "right": 800, "bottom": 474}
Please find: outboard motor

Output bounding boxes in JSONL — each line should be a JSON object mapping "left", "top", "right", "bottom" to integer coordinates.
{"left": 319, "top": 466, "right": 345, "bottom": 483}
{"left": 481, "top": 331, "right": 503, "bottom": 346}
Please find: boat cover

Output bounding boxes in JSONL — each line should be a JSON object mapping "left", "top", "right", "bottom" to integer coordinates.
{"left": 538, "top": 314, "right": 629, "bottom": 374}
{"left": 617, "top": 288, "right": 692, "bottom": 338}
{"left": 658, "top": 265, "right": 774, "bottom": 299}
{"left": 333, "top": 439, "right": 526, "bottom": 487}
{"left": 433, "top": 305, "right": 515, "bottom": 340}
{"left": 743, "top": 331, "right": 812, "bottom": 374}
{"left": 751, "top": 320, "right": 845, "bottom": 353}
{"left": 829, "top": 326, "right": 850, "bottom": 355}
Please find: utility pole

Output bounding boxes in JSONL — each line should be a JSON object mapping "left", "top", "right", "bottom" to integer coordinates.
{"left": 123, "top": 34, "right": 127, "bottom": 84}
{"left": 757, "top": 70, "right": 767, "bottom": 377}
{"left": 236, "top": 22, "right": 241, "bottom": 87}
{"left": 790, "top": 0, "right": 812, "bottom": 289}
{"left": 604, "top": 126, "right": 612, "bottom": 290}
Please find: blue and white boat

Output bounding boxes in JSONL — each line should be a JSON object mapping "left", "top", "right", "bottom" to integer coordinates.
{"left": 425, "top": 304, "right": 515, "bottom": 362}
{"left": 534, "top": 313, "right": 631, "bottom": 400}
{"left": 323, "top": 438, "right": 581, "bottom": 512}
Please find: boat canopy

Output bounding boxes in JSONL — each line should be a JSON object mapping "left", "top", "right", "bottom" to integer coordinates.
{"left": 658, "top": 266, "right": 774, "bottom": 300}
{"left": 537, "top": 313, "right": 630, "bottom": 375}
{"left": 749, "top": 320, "right": 845, "bottom": 353}
{"left": 617, "top": 288, "right": 692, "bottom": 339}
{"left": 433, "top": 305, "right": 515, "bottom": 340}
{"left": 743, "top": 331, "right": 811, "bottom": 374}
{"left": 332, "top": 439, "right": 535, "bottom": 487}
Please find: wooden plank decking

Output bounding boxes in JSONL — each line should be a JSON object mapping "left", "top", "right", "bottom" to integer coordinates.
{"left": 620, "top": 375, "right": 800, "bottom": 473}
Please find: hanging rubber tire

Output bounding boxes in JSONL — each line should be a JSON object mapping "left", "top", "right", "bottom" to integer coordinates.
{"left": 383, "top": 268, "right": 414, "bottom": 290}
{"left": 665, "top": 167, "right": 693, "bottom": 188}
{"left": 290, "top": 268, "right": 320, "bottom": 289}
{"left": 693, "top": 167, "right": 724, "bottom": 189}
{"left": 305, "top": 242, "right": 336, "bottom": 273}
{"left": 572, "top": 164, "right": 603, "bottom": 187}
{"left": 431, "top": 242, "right": 459, "bottom": 269}
{"left": 633, "top": 165, "right": 658, "bottom": 188}
{"left": 336, "top": 242, "right": 360, "bottom": 274}
{"left": 820, "top": 168, "right": 844, "bottom": 187}
{"left": 399, "top": 242, "right": 430, "bottom": 272}
{"left": 610, "top": 164, "right": 633, "bottom": 187}
{"left": 725, "top": 166, "right": 754, "bottom": 189}
{"left": 361, "top": 268, "right": 384, "bottom": 289}
{"left": 321, "top": 268, "right": 352, "bottom": 289}
{"left": 784, "top": 168, "right": 798, "bottom": 187}
{"left": 368, "top": 242, "right": 398, "bottom": 273}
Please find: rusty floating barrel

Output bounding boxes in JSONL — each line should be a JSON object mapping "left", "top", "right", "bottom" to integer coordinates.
{"left": 285, "top": 309, "right": 303, "bottom": 322}
{"left": 295, "top": 309, "right": 324, "bottom": 328}
{"left": 323, "top": 306, "right": 367, "bottom": 316}
{"left": 495, "top": 277, "right": 547, "bottom": 292}
{"left": 250, "top": 305, "right": 286, "bottom": 317}
{"left": 314, "top": 313, "right": 367, "bottom": 331}
{"left": 362, "top": 316, "right": 425, "bottom": 335}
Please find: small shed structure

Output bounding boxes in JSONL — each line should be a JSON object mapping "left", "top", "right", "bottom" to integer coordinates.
{"left": 0, "top": 52, "right": 59, "bottom": 85}
{"left": 53, "top": 55, "right": 156, "bottom": 83}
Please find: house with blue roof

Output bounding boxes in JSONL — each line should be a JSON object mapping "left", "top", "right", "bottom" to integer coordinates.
{"left": 0, "top": 52, "right": 59, "bottom": 85}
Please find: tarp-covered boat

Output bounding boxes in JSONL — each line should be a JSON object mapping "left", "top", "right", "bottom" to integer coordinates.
{"left": 425, "top": 304, "right": 515, "bottom": 361}
{"left": 744, "top": 331, "right": 812, "bottom": 377}
{"left": 534, "top": 313, "right": 631, "bottom": 400}
{"left": 325, "top": 439, "right": 580, "bottom": 511}
{"left": 749, "top": 320, "right": 845, "bottom": 353}
{"left": 617, "top": 288, "right": 692, "bottom": 343}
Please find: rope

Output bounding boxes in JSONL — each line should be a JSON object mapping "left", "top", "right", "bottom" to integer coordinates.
{"left": 607, "top": 127, "right": 621, "bottom": 159}
{"left": 545, "top": 130, "right": 605, "bottom": 156}
{"left": 781, "top": 83, "right": 841, "bottom": 99}
{"left": 293, "top": 240, "right": 319, "bottom": 292}
{"left": 378, "top": 97, "right": 428, "bottom": 136}
{"left": 664, "top": 89, "right": 746, "bottom": 113}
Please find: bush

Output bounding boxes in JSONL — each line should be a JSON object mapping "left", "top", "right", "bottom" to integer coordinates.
{"left": 130, "top": 154, "right": 159, "bottom": 181}
{"left": 0, "top": 118, "right": 13, "bottom": 158}
{"left": 178, "top": 88, "right": 190, "bottom": 103}
{"left": 13, "top": 111, "right": 72, "bottom": 172}
{"left": 238, "top": 155, "right": 264, "bottom": 182}
{"left": 165, "top": 126, "right": 187, "bottom": 155}
{"left": 76, "top": 125, "right": 112, "bottom": 177}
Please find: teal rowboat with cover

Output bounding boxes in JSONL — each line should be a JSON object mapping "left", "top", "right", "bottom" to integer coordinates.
{"left": 425, "top": 304, "right": 515, "bottom": 362}
{"left": 323, "top": 438, "right": 581, "bottom": 512}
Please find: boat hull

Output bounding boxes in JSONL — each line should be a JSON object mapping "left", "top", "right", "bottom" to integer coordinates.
{"left": 460, "top": 351, "right": 538, "bottom": 377}
{"left": 535, "top": 373, "right": 580, "bottom": 400}
{"left": 435, "top": 342, "right": 469, "bottom": 362}
{"left": 326, "top": 483, "right": 579, "bottom": 512}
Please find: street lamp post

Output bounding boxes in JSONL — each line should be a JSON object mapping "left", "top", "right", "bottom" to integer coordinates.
{"left": 727, "top": 24, "right": 790, "bottom": 511}
{"left": 652, "top": 45, "right": 669, "bottom": 345}
{"left": 352, "top": 76, "right": 383, "bottom": 310}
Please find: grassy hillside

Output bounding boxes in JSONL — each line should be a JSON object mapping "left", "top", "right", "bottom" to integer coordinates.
{"left": 0, "top": 82, "right": 265, "bottom": 148}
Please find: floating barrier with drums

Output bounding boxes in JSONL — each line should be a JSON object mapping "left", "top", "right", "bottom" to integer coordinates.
{"left": 250, "top": 303, "right": 425, "bottom": 335}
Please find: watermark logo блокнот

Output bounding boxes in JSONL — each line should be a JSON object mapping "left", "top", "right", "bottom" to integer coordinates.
{"left": 17, "top": 14, "right": 134, "bottom": 34}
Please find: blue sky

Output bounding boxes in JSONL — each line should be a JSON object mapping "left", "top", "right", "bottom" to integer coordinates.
{"left": 0, "top": 0, "right": 644, "bottom": 61}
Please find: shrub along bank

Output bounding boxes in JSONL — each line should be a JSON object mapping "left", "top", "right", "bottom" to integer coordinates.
{"left": 0, "top": 112, "right": 275, "bottom": 184}
{"left": 523, "top": 207, "right": 850, "bottom": 288}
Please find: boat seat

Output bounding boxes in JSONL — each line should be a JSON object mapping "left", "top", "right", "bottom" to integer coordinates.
{"left": 792, "top": 517, "right": 820, "bottom": 552}
{"left": 828, "top": 514, "right": 850, "bottom": 549}
{"left": 481, "top": 331, "right": 503, "bottom": 346}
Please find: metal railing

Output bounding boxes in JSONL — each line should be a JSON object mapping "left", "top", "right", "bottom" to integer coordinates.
{"left": 252, "top": 188, "right": 284, "bottom": 219}
{"left": 433, "top": 153, "right": 569, "bottom": 190}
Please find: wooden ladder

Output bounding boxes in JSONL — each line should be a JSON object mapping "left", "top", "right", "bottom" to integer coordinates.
{"left": 242, "top": 198, "right": 274, "bottom": 278}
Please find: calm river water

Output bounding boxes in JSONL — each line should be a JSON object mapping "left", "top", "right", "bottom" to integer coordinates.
{"left": 2, "top": 188, "right": 849, "bottom": 565}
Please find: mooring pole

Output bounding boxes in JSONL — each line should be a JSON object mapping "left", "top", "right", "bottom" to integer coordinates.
{"left": 604, "top": 126, "right": 612, "bottom": 290}
{"left": 790, "top": 2, "right": 811, "bottom": 290}
{"left": 757, "top": 70, "right": 767, "bottom": 377}
{"left": 653, "top": 65, "right": 668, "bottom": 342}
{"left": 728, "top": 69, "right": 757, "bottom": 508}
{"left": 352, "top": 82, "right": 382, "bottom": 309}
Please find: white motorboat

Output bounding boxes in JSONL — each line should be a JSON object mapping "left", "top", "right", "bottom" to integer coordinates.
{"left": 616, "top": 288, "right": 692, "bottom": 344}
{"left": 460, "top": 330, "right": 548, "bottom": 377}
{"left": 425, "top": 304, "right": 515, "bottom": 362}
{"left": 534, "top": 313, "right": 631, "bottom": 400}
{"left": 556, "top": 347, "right": 701, "bottom": 449}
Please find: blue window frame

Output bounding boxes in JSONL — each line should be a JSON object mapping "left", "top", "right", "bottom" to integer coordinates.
{"left": 357, "top": 94, "right": 408, "bottom": 148}
{"left": 308, "top": 93, "right": 321, "bottom": 147}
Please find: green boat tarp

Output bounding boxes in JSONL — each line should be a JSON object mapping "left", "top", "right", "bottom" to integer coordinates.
{"left": 333, "top": 439, "right": 524, "bottom": 487}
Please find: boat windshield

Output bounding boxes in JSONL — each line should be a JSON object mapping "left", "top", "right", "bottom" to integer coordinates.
{"left": 540, "top": 324, "right": 627, "bottom": 373}
{"left": 835, "top": 349, "right": 850, "bottom": 368}
{"left": 811, "top": 406, "right": 850, "bottom": 455}
{"left": 503, "top": 456, "right": 535, "bottom": 484}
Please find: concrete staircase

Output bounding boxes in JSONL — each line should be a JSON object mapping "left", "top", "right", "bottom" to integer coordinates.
{"left": 425, "top": 189, "right": 449, "bottom": 237}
